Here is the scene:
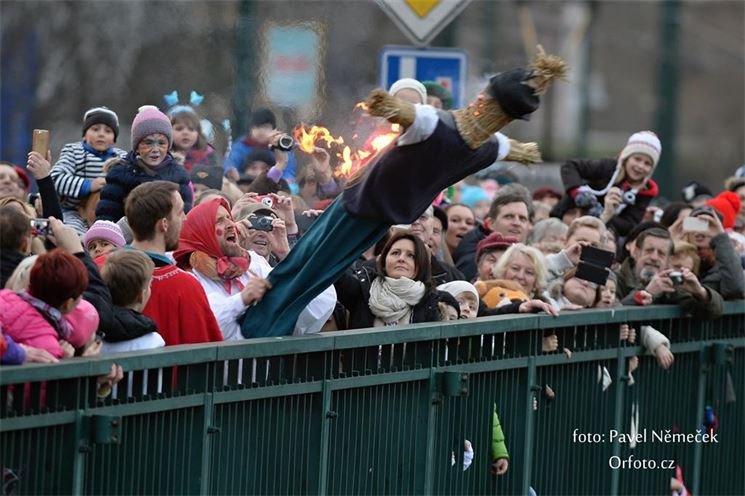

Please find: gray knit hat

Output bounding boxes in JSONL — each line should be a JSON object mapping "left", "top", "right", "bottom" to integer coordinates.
{"left": 131, "top": 105, "right": 172, "bottom": 149}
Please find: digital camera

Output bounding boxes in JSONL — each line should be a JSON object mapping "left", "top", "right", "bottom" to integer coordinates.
{"left": 249, "top": 215, "right": 274, "bottom": 232}
{"left": 669, "top": 271, "right": 684, "bottom": 286}
{"left": 272, "top": 134, "right": 296, "bottom": 152}
{"left": 30, "top": 218, "right": 50, "bottom": 237}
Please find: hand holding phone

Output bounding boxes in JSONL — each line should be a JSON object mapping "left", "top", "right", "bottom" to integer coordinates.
{"left": 32, "top": 129, "right": 50, "bottom": 155}
{"left": 682, "top": 216, "right": 709, "bottom": 233}
{"left": 30, "top": 218, "right": 50, "bottom": 237}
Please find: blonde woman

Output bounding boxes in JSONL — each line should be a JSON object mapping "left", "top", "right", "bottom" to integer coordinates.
{"left": 477, "top": 243, "right": 557, "bottom": 316}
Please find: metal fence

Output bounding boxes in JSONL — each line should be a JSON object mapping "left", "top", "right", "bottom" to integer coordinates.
{"left": 1, "top": 303, "right": 743, "bottom": 495}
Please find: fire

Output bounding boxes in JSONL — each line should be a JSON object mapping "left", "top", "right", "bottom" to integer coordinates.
{"left": 292, "top": 104, "right": 401, "bottom": 178}
{"left": 293, "top": 125, "right": 345, "bottom": 154}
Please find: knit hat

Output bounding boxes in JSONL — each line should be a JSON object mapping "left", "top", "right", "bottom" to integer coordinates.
{"left": 704, "top": 191, "right": 741, "bottom": 229}
{"left": 422, "top": 81, "right": 453, "bottom": 109}
{"left": 459, "top": 185, "right": 490, "bottom": 208}
{"left": 389, "top": 78, "right": 427, "bottom": 105}
{"left": 131, "top": 105, "right": 172, "bottom": 150}
{"left": 84, "top": 220, "right": 126, "bottom": 250}
{"left": 249, "top": 108, "right": 277, "bottom": 129}
{"left": 82, "top": 106, "right": 120, "bottom": 141}
{"left": 619, "top": 131, "right": 662, "bottom": 168}
{"left": 437, "top": 280, "right": 479, "bottom": 302}
{"left": 63, "top": 299, "right": 99, "bottom": 348}
{"left": 532, "top": 187, "right": 562, "bottom": 202}
{"left": 452, "top": 46, "right": 566, "bottom": 149}
{"left": 116, "top": 217, "right": 134, "bottom": 245}
{"left": 191, "top": 164, "right": 223, "bottom": 190}
{"left": 476, "top": 232, "right": 518, "bottom": 262}
{"left": 681, "top": 181, "right": 712, "bottom": 203}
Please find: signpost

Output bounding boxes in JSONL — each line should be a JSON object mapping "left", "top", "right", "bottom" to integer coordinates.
{"left": 377, "top": 0, "right": 472, "bottom": 46}
{"left": 380, "top": 46, "right": 468, "bottom": 107}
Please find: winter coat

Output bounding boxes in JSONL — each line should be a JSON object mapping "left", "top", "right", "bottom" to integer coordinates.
{"left": 334, "top": 264, "right": 441, "bottom": 330}
{"left": 0, "top": 250, "right": 26, "bottom": 289}
{"left": 614, "top": 258, "right": 724, "bottom": 318}
{"left": 453, "top": 223, "right": 489, "bottom": 282}
{"left": 0, "top": 290, "right": 73, "bottom": 358}
{"left": 555, "top": 158, "right": 659, "bottom": 236}
{"left": 103, "top": 306, "right": 158, "bottom": 343}
{"left": 699, "top": 233, "right": 745, "bottom": 300}
{"left": 96, "top": 151, "right": 193, "bottom": 222}
{"left": 76, "top": 252, "right": 113, "bottom": 335}
{"left": 181, "top": 144, "right": 219, "bottom": 173}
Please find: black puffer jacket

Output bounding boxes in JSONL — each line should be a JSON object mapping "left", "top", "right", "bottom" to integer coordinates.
{"left": 335, "top": 263, "right": 441, "bottom": 330}
{"left": 104, "top": 306, "right": 158, "bottom": 342}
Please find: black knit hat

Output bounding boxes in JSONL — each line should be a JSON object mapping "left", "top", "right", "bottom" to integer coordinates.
{"left": 485, "top": 68, "right": 540, "bottom": 121}
{"left": 82, "top": 106, "right": 120, "bottom": 141}
{"left": 249, "top": 108, "right": 277, "bottom": 129}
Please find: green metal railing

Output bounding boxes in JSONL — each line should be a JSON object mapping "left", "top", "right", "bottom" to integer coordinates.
{"left": 1, "top": 303, "right": 743, "bottom": 495}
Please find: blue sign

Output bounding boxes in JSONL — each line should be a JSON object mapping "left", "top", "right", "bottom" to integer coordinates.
{"left": 380, "top": 46, "right": 468, "bottom": 108}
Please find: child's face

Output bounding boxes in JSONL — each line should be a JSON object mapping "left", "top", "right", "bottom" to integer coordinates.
{"left": 250, "top": 124, "right": 275, "bottom": 144}
{"left": 456, "top": 292, "right": 478, "bottom": 319}
{"left": 137, "top": 133, "right": 169, "bottom": 166}
{"left": 624, "top": 153, "right": 654, "bottom": 184}
{"left": 172, "top": 121, "right": 199, "bottom": 151}
{"left": 84, "top": 124, "right": 115, "bottom": 152}
{"left": 564, "top": 277, "right": 597, "bottom": 308}
{"left": 670, "top": 254, "right": 695, "bottom": 272}
{"left": 596, "top": 280, "right": 616, "bottom": 308}
{"left": 87, "top": 239, "right": 117, "bottom": 259}
{"left": 439, "top": 303, "right": 459, "bottom": 321}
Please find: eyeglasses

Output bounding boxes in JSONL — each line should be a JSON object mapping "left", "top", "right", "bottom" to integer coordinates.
{"left": 140, "top": 138, "right": 169, "bottom": 150}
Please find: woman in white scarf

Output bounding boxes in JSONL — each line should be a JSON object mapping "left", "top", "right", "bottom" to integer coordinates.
{"left": 335, "top": 231, "right": 441, "bottom": 329}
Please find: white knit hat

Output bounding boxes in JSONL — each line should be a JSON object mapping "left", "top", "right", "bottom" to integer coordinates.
{"left": 436, "top": 281, "right": 479, "bottom": 302}
{"left": 388, "top": 78, "right": 427, "bottom": 105}
{"left": 619, "top": 131, "right": 662, "bottom": 167}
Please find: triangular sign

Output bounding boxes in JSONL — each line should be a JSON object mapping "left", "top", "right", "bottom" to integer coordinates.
{"left": 377, "top": 0, "right": 472, "bottom": 46}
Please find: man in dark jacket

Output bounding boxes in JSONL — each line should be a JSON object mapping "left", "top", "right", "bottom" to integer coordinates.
{"left": 615, "top": 227, "right": 723, "bottom": 318}
{"left": 453, "top": 188, "right": 533, "bottom": 281}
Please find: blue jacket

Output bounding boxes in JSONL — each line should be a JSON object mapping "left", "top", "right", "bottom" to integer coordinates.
{"left": 96, "top": 151, "right": 193, "bottom": 222}
{"left": 224, "top": 136, "right": 297, "bottom": 182}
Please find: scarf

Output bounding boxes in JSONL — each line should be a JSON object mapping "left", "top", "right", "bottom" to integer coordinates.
{"left": 82, "top": 141, "right": 119, "bottom": 160}
{"left": 16, "top": 290, "right": 73, "bottom": 340}
{"left": 368, "top": 276, "right": 426, "bottom": 326}
{"left": 173, "top": 197, "right": 250, "bottom": 293}
{"left": 189, "top": 250, "right": 248, "bottom": 293}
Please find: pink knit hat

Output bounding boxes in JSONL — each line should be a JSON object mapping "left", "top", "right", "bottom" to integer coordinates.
{"left": 84, "top": 220, "right": 126, "bottom": 250}
{"left": 64, "top": 299, "right": 99, "bottom": 348}
{"left": 131, "top": 105, "right": 172, "bottom": 149}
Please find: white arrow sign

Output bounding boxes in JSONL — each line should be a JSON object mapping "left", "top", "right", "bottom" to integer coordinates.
{"left": 377, "top": 0, "right": 472, "bottom": 46}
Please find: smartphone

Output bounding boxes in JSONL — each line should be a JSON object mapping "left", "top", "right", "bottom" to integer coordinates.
{"left": 30, "top": 218, "right": 50, "bottom": 237}
{"left": 32, "top": 129, "right": 50, "bottom": 155}
{"left": 683, "top": 216, "right": 709, "bottom": 233}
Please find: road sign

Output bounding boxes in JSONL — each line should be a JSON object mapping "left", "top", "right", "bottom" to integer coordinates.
{"left": 380, "top": 45, "right": 468, "bottom": 108}
{"left": 377, "top": 0, "right": 472, "bottom": 46}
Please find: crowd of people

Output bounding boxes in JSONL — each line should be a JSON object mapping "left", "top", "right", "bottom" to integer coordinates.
{"left": 1, "top": 63, "right": 744, "bottom": 387}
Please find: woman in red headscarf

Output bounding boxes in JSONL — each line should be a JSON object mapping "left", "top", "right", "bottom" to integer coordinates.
{"left": 174, "top": 198, "right": 336, "bottom": 340}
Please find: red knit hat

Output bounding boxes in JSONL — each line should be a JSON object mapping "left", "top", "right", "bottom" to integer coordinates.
{"left": 475, "top": 232, "right": 518, "bottom": 262}
{"left": 705, "top": 191, "right": 741, "bottom": 229}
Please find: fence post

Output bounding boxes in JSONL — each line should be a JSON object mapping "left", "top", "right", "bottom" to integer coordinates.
{"left": 610, "top": 344, "right": 627, "bottom": 495}
{"left": 317, "top": 379, "right": 333, "bottom": 495}
{"left": 198, "top": 392, "right": 215, "bottom": 494}
{"left": 423, "top": 369, "right": 439, "bottom": 494}
{"left": 522, "top": 356, "right": 537, "bottom": 495}
{"left": 70, "top": 410, "right": 86, "bottom": 495}
{"left": 691, "top": 344, "right": 709, "bottom": 495}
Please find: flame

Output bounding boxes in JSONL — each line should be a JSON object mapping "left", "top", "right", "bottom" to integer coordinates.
{"left": 291, "top": 103, "right": 402, "bottom": 178}
{"left": 293, "top": 125, "right": 345, "bottom": 154}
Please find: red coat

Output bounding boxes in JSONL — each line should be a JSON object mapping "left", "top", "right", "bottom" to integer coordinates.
{"left": 143, "top": 265, "right": 223, "bottom": 345}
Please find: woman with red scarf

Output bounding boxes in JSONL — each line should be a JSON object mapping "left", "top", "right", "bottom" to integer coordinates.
{"left": 174, "top": 197, "right": 336, "bottom": 340}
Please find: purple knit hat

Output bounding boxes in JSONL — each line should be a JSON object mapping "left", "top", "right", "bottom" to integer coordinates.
{"left": 131, "top": 105, "right": 172, "bottom": 149}
{"left": 84, "top": 220, "right": 126, "bottom": 250}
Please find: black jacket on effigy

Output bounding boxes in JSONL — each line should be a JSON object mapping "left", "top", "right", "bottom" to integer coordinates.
{"left": 104, "top": 306, "right": 158, "bottom": 343}
{"left": 343, "top": 111, "right": 500, "bottom": 225}
{"left": 334, "top": 263, "right": 441, "bottom": 330}
{"left": 453, "top": 223, "right": 489, "bottom": 282}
